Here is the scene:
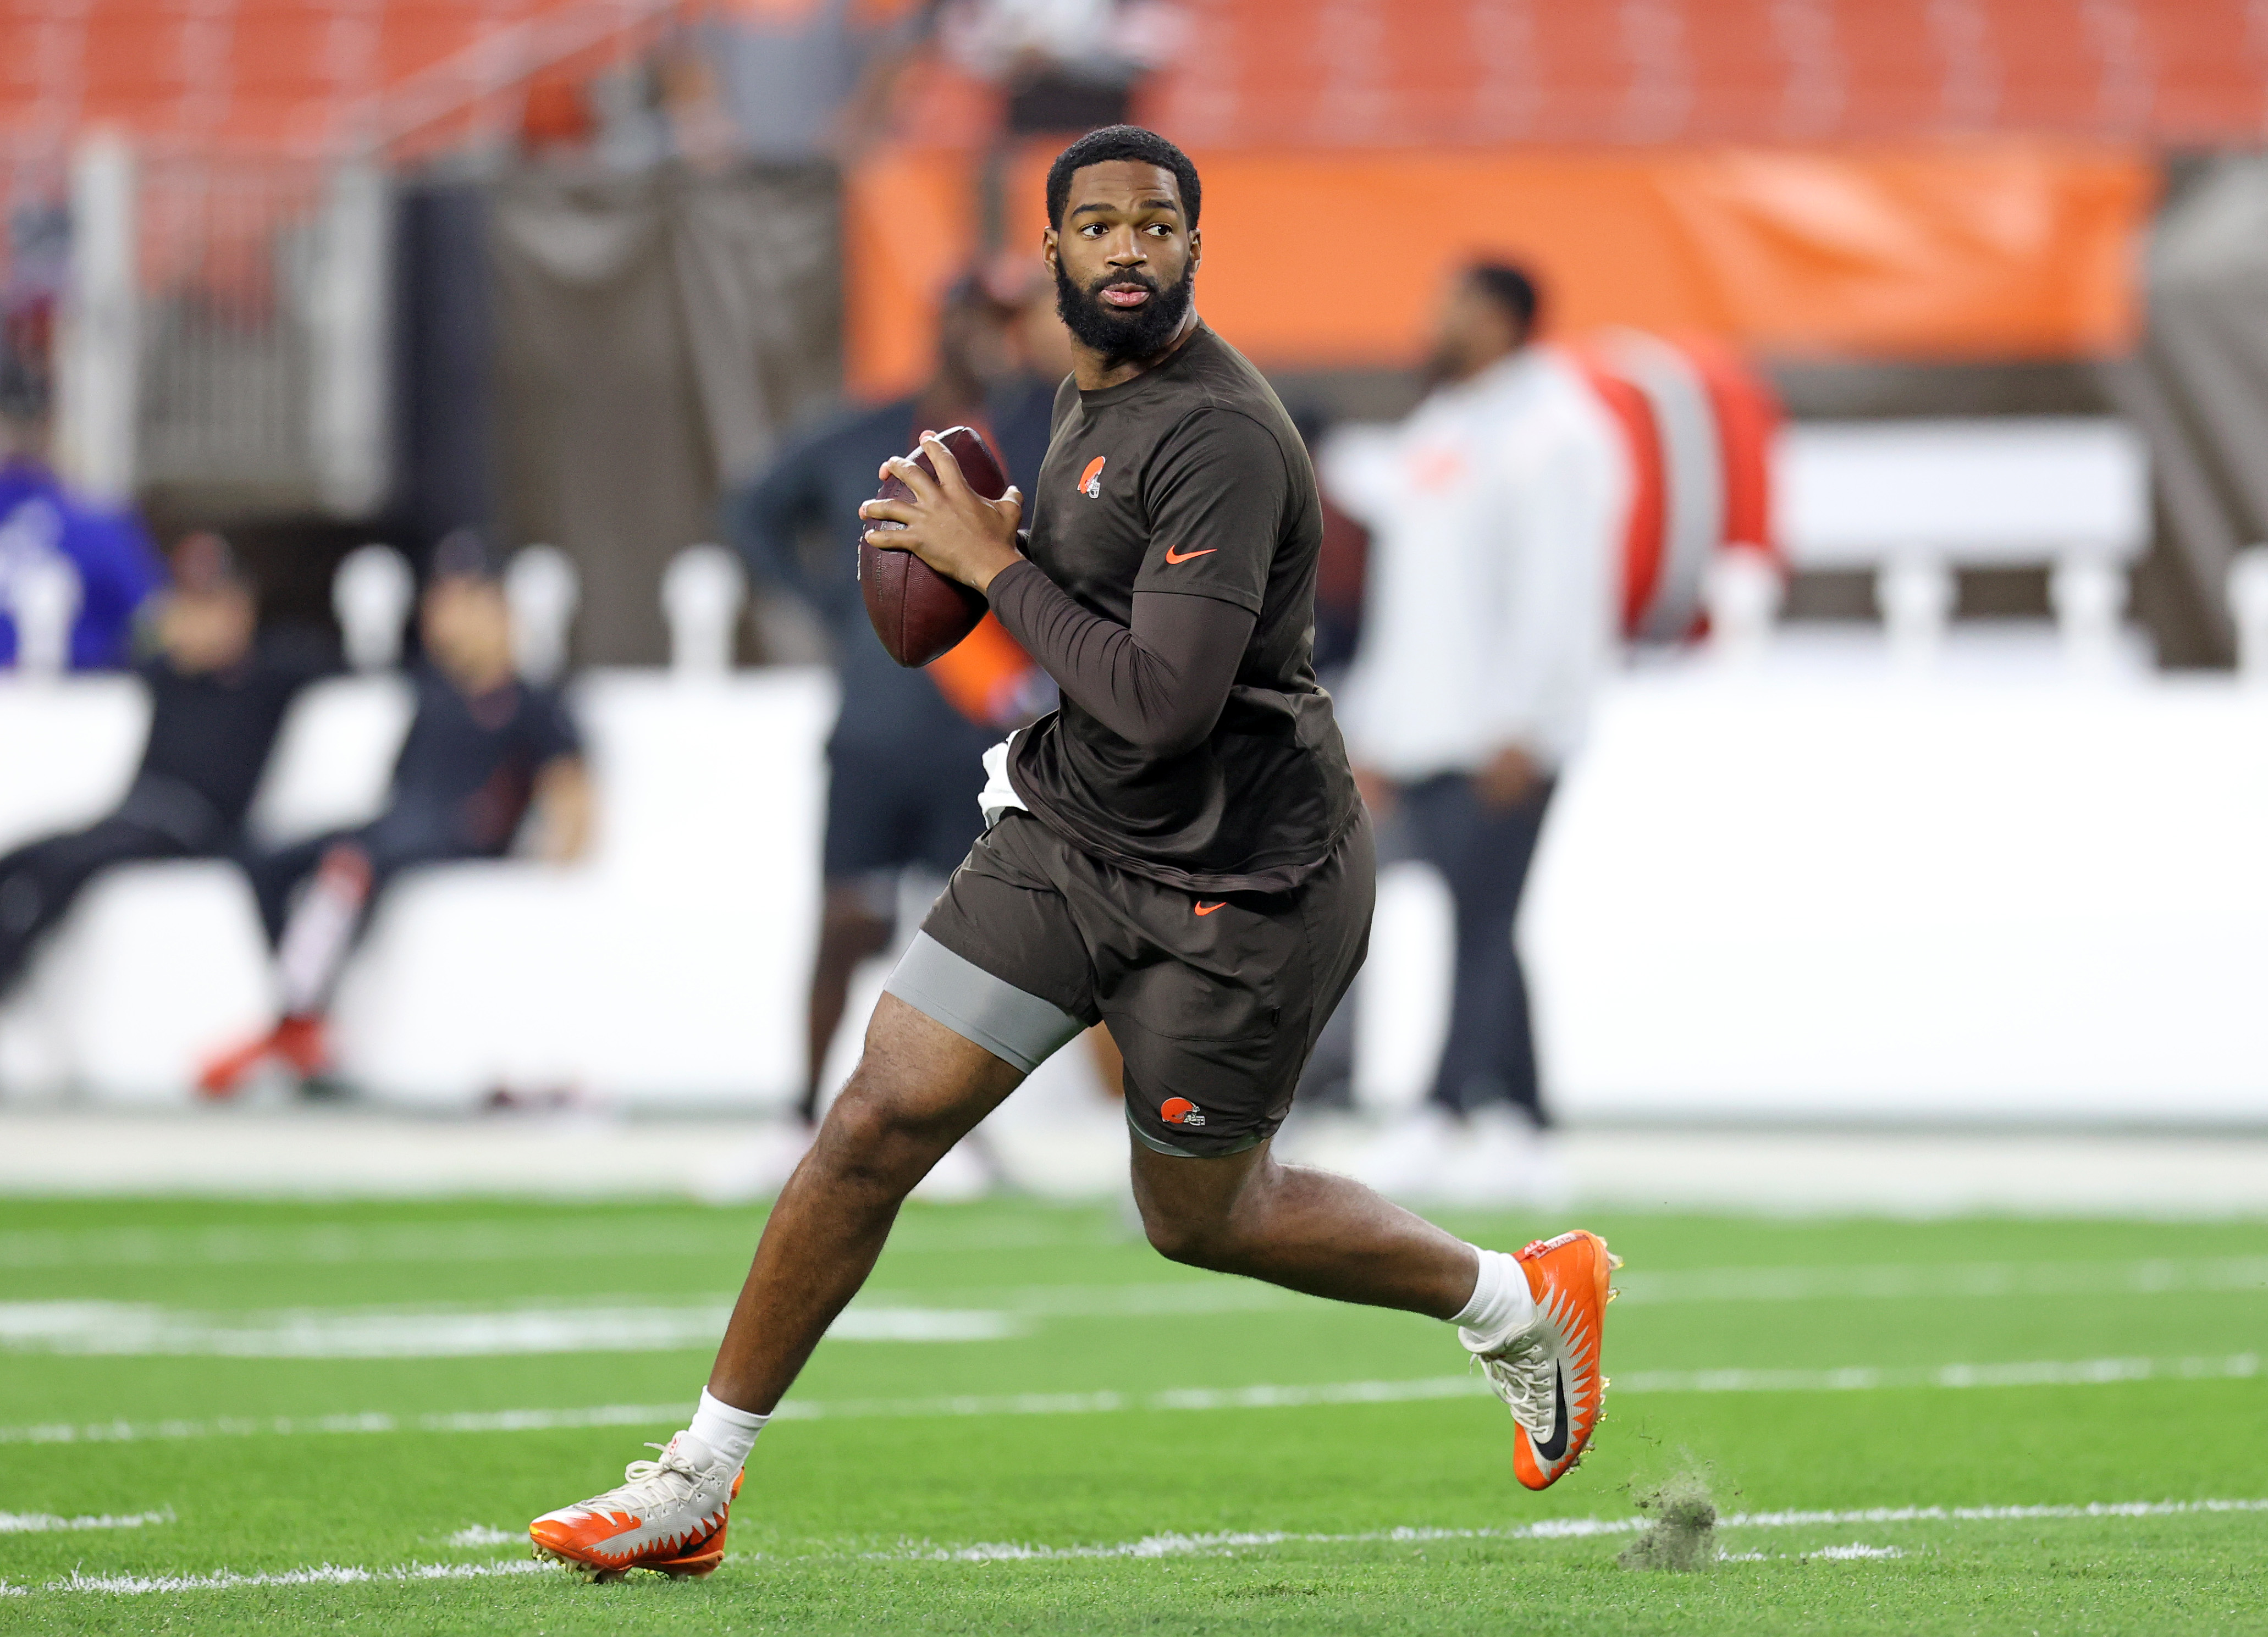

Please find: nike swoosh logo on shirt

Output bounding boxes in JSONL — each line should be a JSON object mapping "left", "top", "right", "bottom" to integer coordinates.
{"left": 1533, "top": 1362, "right": 1571, "bottom": 1462}
{"left": 1193, "top": 901, "right": 1226, "bottom": 915}
{"left": 1163, "top": 546, "right": 1217, "bottom": 564}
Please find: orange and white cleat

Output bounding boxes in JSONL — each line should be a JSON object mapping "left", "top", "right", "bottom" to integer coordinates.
{"left": 196, "top": 1014, "right": 330, "bottom": 1099}
{"left": 528, "top": 1432, "right": 744, "bottom": 1581}
{"left": 1471, "top": 1229, "right": 1620, "bottom": 1490}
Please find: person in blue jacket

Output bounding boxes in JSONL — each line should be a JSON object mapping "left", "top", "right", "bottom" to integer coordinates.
{"left": 0, "top": 362, "right": 163, "bottom": 670}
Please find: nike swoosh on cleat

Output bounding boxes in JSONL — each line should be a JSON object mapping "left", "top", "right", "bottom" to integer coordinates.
{"left": 1163, "top": 546, "right": 1216, "bottom": 564}
{"left": 1534, "top": 1362, "right": 1570, "bottom": 1462}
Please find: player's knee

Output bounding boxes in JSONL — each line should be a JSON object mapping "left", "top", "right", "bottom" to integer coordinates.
{"left": 816, "top": 1068, "right": 954, "bottom": 1186}
{"left": 1138, "top": 1203, "right": 1241, "bottom": 1270}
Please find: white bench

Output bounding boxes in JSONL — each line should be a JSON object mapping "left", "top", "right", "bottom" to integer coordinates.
{"left": 1769, "top": 416, "right": 2153, "bottom": 669}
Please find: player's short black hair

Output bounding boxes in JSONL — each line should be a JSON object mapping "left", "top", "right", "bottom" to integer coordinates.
{"left": 1465, "top": 261, "right": 1542, "bottom": 341}
{"left": 1045, "top": 126, "right": 1201, "bottom": 231}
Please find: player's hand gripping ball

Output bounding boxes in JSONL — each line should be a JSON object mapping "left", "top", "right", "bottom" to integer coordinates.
{"left": 859, "top": 425, "right": 1019, "bottom": 667}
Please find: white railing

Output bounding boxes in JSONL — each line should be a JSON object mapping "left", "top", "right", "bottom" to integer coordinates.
{"left": 23, "top": 134, "right": 392, "bottom": 515}
{"left": 1769, "top": 417, "right": 2153, "bottom": 672}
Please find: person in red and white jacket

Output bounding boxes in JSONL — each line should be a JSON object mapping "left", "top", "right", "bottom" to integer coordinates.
{"left": 1325, "top": 262, "right": 1630, "bottom": 1205}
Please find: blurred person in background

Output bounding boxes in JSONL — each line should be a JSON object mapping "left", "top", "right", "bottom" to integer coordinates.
{"left": 695, "top": 0, "right": 953, "bottom": 167}
{"left": 0, "top": 532, "right": 330, "bottom": 1003}
{"left": 1327, "top": 263, "right": 1627, "bottom": 1204}
{"left": 939, "top": 0, "right": 1183, "bottom": 137}
{"left": 198, "top": 532, "right": 591, "bottom": 1098}
{"left": 940, "top": 0, "right": 1186, "bottom": 247}
{"left": 711, "top": 276, "right": 1044, "bottom": 1195}
{"left": 0, "top": 350, "right": 164, "bottom": 672}
{"left": 984, "top": 256, "right": 1078, "bottom": 491}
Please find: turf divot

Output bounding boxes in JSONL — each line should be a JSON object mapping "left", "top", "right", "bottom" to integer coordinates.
{"left": 1616, "top": 1473, "right": 1719, "bottom": 1572}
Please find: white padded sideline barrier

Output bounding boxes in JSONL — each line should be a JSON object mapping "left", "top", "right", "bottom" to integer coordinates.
{"left": 1515, "top": 637, "right": 2268, "bottom": 1124}
{"left": 0, "top": 668, "right": 832, "bottom": 1107}
{"left": 7, "top": 643, "right": 2268, "bottom": 1121}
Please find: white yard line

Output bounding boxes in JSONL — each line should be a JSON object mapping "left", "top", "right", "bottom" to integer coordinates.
{"left": 2, "top": 1560, "right": 553, "bottom": 1597}
{"left": 4, "top": 1254, "right": 2263, "bottom": 1359}
{"left": 10, "top": 1497, "right": 2264, "bottom": 1596}
{"left": 817, "top": 1496, "right": 2268, "bottom": 1564}
{"left": 0, "top": 1507, "right": 173, "bottom": 1534}
{"left": 0, "top": 1300, "right": 1016, "bottom": 1357}
{"left": 2, "top": 1352, "right": 2257, "bottom": 1448}
{"left": 1608, "top": 1256, "right": 2268, "bottom": 1304}
{"left": 0, "top": 1215, "right": 1101, "bottom": 1270}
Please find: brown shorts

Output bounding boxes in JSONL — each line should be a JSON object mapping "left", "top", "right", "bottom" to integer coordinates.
{"left": 885, "top": 809, "right": 1374, "bottom": 1158}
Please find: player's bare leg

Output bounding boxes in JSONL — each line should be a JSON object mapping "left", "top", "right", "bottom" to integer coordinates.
{"left": 1130, "top": 1141, "right": 1616, "bottom": 1488}
{"left": 1131, "top": 1138, "right": 1477, "bottom": 1315}
{"left": 529, "top": 995, "right": 1018, "bottom": 1576}
{"left": 709, "top": 994, "right": 1021, "bottom": 1411}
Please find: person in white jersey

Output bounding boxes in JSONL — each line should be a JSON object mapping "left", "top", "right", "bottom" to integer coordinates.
{"left": 1326, "top": 262, "right": 1629, "bottom": 1204}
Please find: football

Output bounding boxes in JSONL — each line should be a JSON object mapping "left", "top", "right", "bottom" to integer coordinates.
{"left": 859, "top": 424, "right": 1009, "bottom": 667}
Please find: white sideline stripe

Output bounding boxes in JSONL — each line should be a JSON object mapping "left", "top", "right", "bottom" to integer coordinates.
{"left": 10, "top": 1497, "right": 2264, "bottom": 1596}
{"left": 0, "top": 1507, "right": 174, "bottom": 1534}
{"left": 0, "top": 1301, "right": 1016, "bottom": 1358}
{"left": 1, "top": 1560, "right": 553, "bottom": 1597}
{"left": 858, "top": 1495, "right": 2268, "bottom": 1557}
{"left": 830, "top": 1497, "right": 2268, "bottom": 1564}
{"left": 1610, "top": 1255, "right": 2268, "bottom": 1305}
{"left": 3, "top": 1209, "right": 2260, "bottom": 1308}
{"left": 2, "top": 1352, "right": 2256, "bottom": 1447}
{"left": 7, "top": 1252, "right": 2263, "bottom": 1360}
{"left": 0, "top": 1217, "right": 1102, "bottom": 1270}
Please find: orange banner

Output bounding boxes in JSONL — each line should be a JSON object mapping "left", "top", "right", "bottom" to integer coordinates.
{"left": 842, "top": 148, "right": 985, "bottom": 402}
{"left": 845, "top": 141, "right": 2154, "bottom": 398}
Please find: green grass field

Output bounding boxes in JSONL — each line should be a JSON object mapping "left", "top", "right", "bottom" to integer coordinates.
{"left": 1, "top": 1193, "right": 2264, "bottom": 1633}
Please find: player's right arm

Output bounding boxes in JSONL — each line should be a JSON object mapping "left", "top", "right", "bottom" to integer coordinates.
{"left": 986, "top": 406, "right": 1287, "bottom": 758}
{"left": 986, "top": 567, "right": 1253, "bottom": 757}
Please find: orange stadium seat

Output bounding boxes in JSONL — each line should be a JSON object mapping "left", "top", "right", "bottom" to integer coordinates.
{"left": 0, "top": 0, "right": 676, "bottom": 156}
{"left": 1136, "top": 0, "right": 2268, "bottom": 149}
{"left": 8, "top": 0, "right": 2268, "bottom": 155}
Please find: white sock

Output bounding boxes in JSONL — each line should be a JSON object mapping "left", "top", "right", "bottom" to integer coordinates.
{"left": 1450, "top": 1246, "right": 1537, "bottom": 1353}
{"left": 687, "top": 1388, "right": 768, "bottom": 1471}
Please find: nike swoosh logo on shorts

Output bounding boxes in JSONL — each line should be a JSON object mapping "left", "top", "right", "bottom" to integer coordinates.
{"left": 1193, "top": 900, "right": 1226, "bottom": 915}
{"left": 1534, "top": 1362, "right": 1571, "bottom": 1462}
{"left": 1163, "top": 546, "right": 1216, "bottom": 564}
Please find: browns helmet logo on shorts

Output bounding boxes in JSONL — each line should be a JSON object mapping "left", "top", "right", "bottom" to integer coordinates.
{"left": 1079, "top": 456, "right": 1106, "bottom": 499}
{"left": 1160, "top": 1097, "right": 1205, "bottom": 1127}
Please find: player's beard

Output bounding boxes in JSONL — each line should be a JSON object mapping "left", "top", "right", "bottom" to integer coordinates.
{"left": 1055, "top": 258, "right": 1196, "bottom": 363}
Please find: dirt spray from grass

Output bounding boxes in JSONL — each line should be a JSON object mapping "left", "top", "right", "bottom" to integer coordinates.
{"left": 1617, "top": 1471, "right": 1719, "bottom": 1571}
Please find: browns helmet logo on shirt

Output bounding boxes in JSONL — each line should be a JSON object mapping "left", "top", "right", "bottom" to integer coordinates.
{"left": 1160, "top": 1097, "right": 1206, "bottom": 1127}
{"left": 1079, "top": 456, "right": 1106, "bottom": 499}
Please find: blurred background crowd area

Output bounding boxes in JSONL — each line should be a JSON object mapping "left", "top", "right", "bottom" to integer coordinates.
{"left": 2, "top": 0, "right": 2267, "bottom": 1166}
{"left": 7, "top": 0, "right": 2268, "bottom": 657}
